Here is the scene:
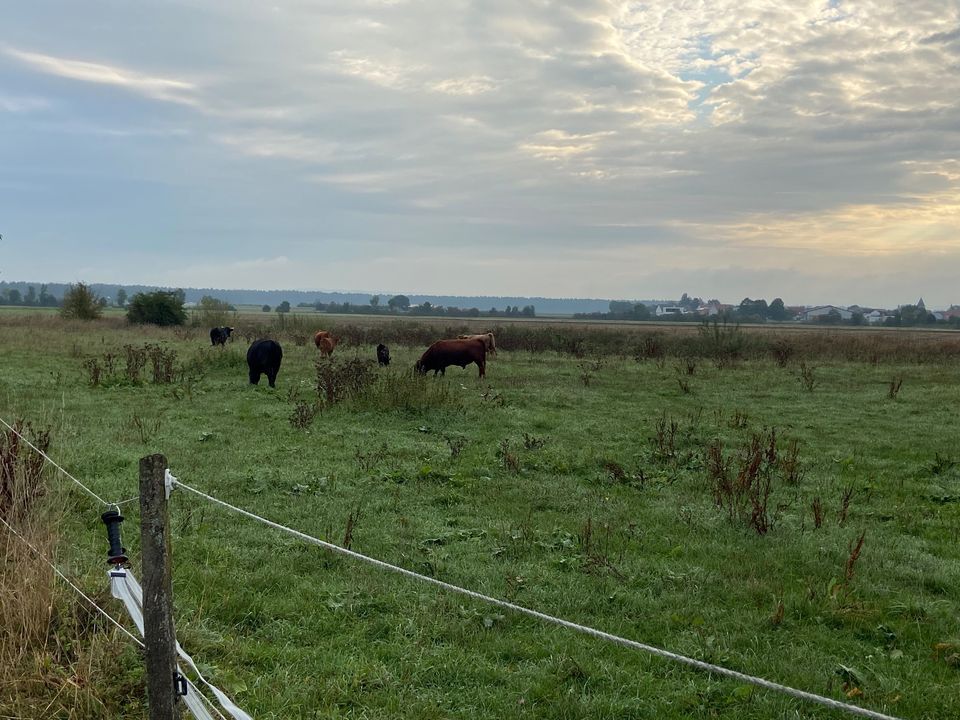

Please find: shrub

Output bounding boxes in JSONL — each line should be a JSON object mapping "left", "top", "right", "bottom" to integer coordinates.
{"left": 192, "top": 295, "right": 235, "bottom": 328}
{"left": 316, "top": 357, "right": 377, "bottom": 405}
{"left": 289, "top": 400, "right": 320, "bottom": 429}
{"left": 705, "top": 429, "right": 794, "bottom": 535}
{"left": 59, "top": 283, "right": 102, "bottom": 321}
{"left": 1, "top": 420, "right": 50, "bottom": 522}
{"left": 127, "top": 291, "right": 187, "bottom": 326}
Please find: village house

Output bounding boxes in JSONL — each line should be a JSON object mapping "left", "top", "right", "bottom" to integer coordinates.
{"left": 800, "top": 305, "right": 853, "bottom": 322}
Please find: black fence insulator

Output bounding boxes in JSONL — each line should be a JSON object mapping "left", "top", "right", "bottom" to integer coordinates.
{"left": 101, "top": 509, "right": 128, "bottom": 565}
{"left": 174, "top": 672, "right": 188, "bottom": 696}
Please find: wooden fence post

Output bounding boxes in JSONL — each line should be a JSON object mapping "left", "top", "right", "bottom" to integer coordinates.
{"left": 139, "top": 453, "right": 181, "bottom": 720}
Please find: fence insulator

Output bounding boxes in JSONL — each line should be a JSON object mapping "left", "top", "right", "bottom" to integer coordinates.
{"left": 101, "top": 509, "right": 128, "bottom": 565}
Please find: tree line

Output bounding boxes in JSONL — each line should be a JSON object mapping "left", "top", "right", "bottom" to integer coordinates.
{"left": 0, "top": 284, "right": 60, "bottom": 308}
{"left": 290, "top": 294, "right": 536, "bottom": 318}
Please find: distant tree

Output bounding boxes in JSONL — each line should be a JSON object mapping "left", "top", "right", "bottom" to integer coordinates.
{"left": 609, "top": 300, "right": 633, "bottom": 315}
{"left": 634, "top": 303, "right": 651, "bottom": 320}
{"left": 6, "top": 289, "right": 22, "bottom": 305}
{"left": 898, "top": 303, "right": 935, "bottom": 325}
{"left": 60, "top": 282, "right": 103, "bottom": 320}
{"left": 417, "top": 301, "right": 434, "bottom": 314}
{"left": 116, "top": 288, "right": 127, "bottom": 307}
{"left": 24, "top": 285, "right": 37, "bottom": 306}
{"left": 768, "top": 298, "right": 790, "bottom": 321}
{"left": 126, "top": 291, "right": 187, "bottom": 326}
{"left": 388, "top": 294, "right": 410, "bottom": 311}
{"left": 738, "top": 298, "right": 769, "bottom": 322}
{"left": 262, "top": 304, "right": 271, "bottom": 313}
{"left": 850, "top": 312, "right": 865, "bottom": 326}
{"left": 369, "top": 295, "right": 380, "bottom": 307}
{"left": 820, "top": 308, "right": 842, "bottom": 325}
{"left": 196, "top": 295, "right": 234, "bottom": 326}
{"left": 522, "top": 304, "right": 536, "bottom": 317}
{"left": 39, "top": 284, "right": 57, "bottom": 307}
{"left": 276, "top": 300, "right": 291, "bottom": 314}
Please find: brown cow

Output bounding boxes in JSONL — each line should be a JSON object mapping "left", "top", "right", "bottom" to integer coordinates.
{"left": 457, "top": 332, "right": 496, "bottom": 355}
{"left": 317, "top": 335, "right": 340, "bottom": 357}
{"left": 314, "top": 330, "right": 331, "bottom": 347}
{"left": 416, "top": 338, "right": 486, "bottom": 378}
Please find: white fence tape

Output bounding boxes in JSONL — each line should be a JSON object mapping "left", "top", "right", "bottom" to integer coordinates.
{"left": 110, "top": 567, "right": 251, "bottom": 720}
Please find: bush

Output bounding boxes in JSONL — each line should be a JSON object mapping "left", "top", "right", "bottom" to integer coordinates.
{"left": 127, "top": 291, "right": 187, "bottom": 326}
{"left": 59, "top": 283, "right": 102, "bottom": 321}
{"left": 192, "top": 295, "right": 235, "bottom": 328}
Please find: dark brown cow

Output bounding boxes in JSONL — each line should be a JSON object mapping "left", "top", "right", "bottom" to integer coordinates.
{"left": 415, "top": 338, "right": 486, "bottom": 378}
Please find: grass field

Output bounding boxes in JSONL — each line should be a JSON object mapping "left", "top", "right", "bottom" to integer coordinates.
{"left": 1, "top": 313, "right": 959, "bottom": 719}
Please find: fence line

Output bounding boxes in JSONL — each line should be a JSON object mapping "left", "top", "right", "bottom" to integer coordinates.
{"left": 171, "top": 476, "right": 906, "bottom": 720}
{"left": 0, "top": 416, "right": 112, "bottom": 507}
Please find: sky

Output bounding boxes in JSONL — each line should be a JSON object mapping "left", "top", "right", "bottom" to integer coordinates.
{"left": 1, "top": 0, "right": 958, "bottom": 307}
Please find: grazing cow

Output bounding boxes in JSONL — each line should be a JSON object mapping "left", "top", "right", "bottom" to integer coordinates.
{"left": 247, "top": 339, "right": 283, "bottom": 388}
{"left": 457, "top": 332, "right": 496, "bottom": 355}
{"left": 317, "top": 335, "right": 340, "bottom": 357}
{"left": 210, "top": 326, "right": 234, "bottom": 346}
{"left": 376, "top": 343, "right": 391, "bottom": 366}
{"left": 314, "top": 330, "right": 331, "bottom": 347}
{"left": 415, "top": 338, "right": 486, "bottom": 378}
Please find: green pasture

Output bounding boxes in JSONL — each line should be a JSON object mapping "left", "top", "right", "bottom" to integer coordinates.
{"left": 1, "top": 315, "right": 958, "bottom": 719}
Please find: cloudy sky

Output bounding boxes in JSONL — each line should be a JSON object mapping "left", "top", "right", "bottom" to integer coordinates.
{"left": 1, "top": 1, "right": 958, "bottom": 306}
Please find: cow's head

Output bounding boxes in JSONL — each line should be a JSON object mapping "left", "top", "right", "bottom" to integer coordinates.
{"left": 414, "top": 360, "right": 425, "bottom": 375}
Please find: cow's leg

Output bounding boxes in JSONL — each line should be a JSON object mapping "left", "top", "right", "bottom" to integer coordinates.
{"left": 249, "top": 370, "right": 261, "bottom": 385}
{"left": 478, "top": 360, "right": 485, "bottom": 378}
{"left": 267, "top": 369, "right": 277, "bottom": 388}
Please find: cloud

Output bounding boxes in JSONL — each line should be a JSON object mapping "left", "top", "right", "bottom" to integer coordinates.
{"left": 3, "top": 47, "right": 198, "bottom": 105}
{"left": 3, "top": 1, "right": 960, "bottom": 306}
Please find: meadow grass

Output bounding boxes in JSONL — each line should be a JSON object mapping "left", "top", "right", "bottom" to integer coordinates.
{"left": 1, "top": 314, "right": 958, "bottom": 719}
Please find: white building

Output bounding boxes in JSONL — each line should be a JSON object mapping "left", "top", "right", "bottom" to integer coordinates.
{"left": 801, "top": 305, "right": 853, "bottom": 321}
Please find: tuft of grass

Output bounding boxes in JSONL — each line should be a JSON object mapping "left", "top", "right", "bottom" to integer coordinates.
{"left": 797, "top": 361, "right": 817, "bottom": 392}
{"left": 887, "top": 375, "right": 904, "bottom": 399}
{"left": 1, "top": 421, "right": 144, "bottom": 718}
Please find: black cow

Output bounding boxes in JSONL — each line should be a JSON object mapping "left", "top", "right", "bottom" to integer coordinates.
{"left": 247, "top": 339, "right": 283, "bottom": 388}
{"left": 376, "top": 343, "right": 391, "bottom": 367}
{"left": 415, "top": 338, "right": 486, "bottom": 378}
{"left": 210, "top": 326, "right": 234, "bottom": 346}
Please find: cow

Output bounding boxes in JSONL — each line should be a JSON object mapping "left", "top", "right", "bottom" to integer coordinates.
{"left": 457, "top": 332, "right": 496, "bottom": 355}
{"left": 415, "top": 338, "right": 486, "bottom": 378}
{"left": 317, "top": 335, "right": 340, "bottom": 357}
{"left": 210, "top": 326, "right": 234, "bottom": 346}
{"left": 314, "top": 330, "right": 331, "bottom": 347}
{"left": 376, "top": 343, "right": 391, "bottom": 366}
{"left": 247, "top": 339, "right": 283, "bottom": 388}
